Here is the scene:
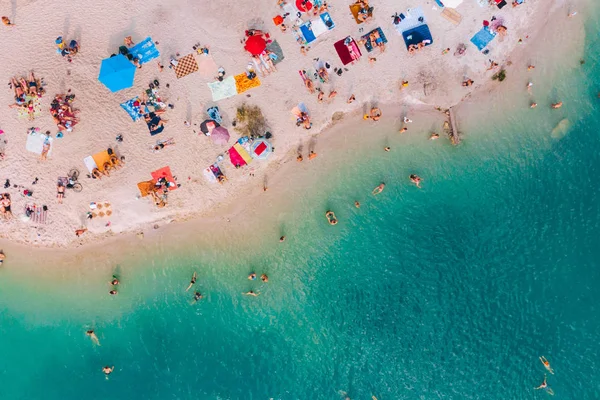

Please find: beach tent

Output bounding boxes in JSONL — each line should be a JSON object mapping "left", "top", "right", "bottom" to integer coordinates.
{"left": 245, "top": 36, "right": 267, "bottom": 55}
{"left": 98, "top": 54, "right": 136, "bottom": 92}
{"left": 211, "top": 126, "right": 230, "bottom": 145}
{"left": 251, "top": 139, "right": 272, "bottom": 160}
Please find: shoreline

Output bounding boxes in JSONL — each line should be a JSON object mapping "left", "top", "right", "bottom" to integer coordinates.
{"left": 0, "top": 0, "right": 587, "bottom": 258}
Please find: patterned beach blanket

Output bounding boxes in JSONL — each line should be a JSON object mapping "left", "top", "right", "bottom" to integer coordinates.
{"left": 174, "top": 54, "right": 199, "bottom": 79}
{"left": 17, "top": 96, "right": 42, "bottom": 119}
{"left": 234, "top": 73, "right": 261, "bottom": 94}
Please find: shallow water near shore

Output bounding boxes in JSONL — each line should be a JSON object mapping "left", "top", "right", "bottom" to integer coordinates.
{"left": 2, "top": 7, "right": 600, "bottom": 400}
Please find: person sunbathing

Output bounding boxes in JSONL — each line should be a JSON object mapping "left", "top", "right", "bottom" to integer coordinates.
{"left": 91, "top": 168, "right": 102, "bottom": 180}
{"left": 317, "top": 89, "right": 324, "bottom": 103}
{"left": 11, "top": 77, "right": 25, "bottom": 99}
{"left": 318, "top": 67, "right": 329, "bottom": 82}
{"left": 153, "top": 138, "right": 175, "bottom": 152}
{"left": 252, "top": 55, "right": 269, "bottom": 77}
{"left": 304, "top": 77, "right": 315, "bottom": 93}
{"left": 371, "top": 31, "right": 385, "bottom": 52}
{"left": 408, "top": 44, "right": 418, "bottom": 54}
{"left": 263, "top": 51, "right": 277, "bottom": 72}
{"left": 26, "top": 72, "right": 39, "bottom": 96}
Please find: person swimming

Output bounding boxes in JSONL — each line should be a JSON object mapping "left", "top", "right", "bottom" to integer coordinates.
{"left": 193, "top": 291, "right": 203, "bottom": 302}
{"left": 372, "top": 183, "right": 385, "bottom": 195}
{"left": 109, "top": 290, "right": 117, "bottom": 296}
{"left": 110, "top": 275, "right": 119, "bottom": 286}
{"left": 539, "top": 356, "right": 554, "bottom": 374}
{"left": 410, "top": 174, "right": 422, "bottom": 188}
{"left": 551, "top": 102, "right": 563, "bottom": 109}
{"left": 248, "top": 273, "right": 257, "bottom": 280}
{"left": 186, "top": 272, "right": 197, "bottom": 291}
{"left": 534, "top": 374, "right": 548, "bottom": 390}
{"left": 354, "top": 201, "right": 361, "bottom": 208}
{"left": 261, "top": 274, "right": 269, "bottom": 282}
{"left": 244, "top": 290, "right": 260, "bottom": 297}
{"left": 86, "top": 330, "right": 101, "bottom": 346}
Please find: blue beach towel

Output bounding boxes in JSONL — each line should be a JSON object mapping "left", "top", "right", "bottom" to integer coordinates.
{"left": 128, "top": 37, "right": 160, "bottom": 64}
{"left": 362, "top": 27, "right": 388, "bottom": 53}
{"left": 207, "top": 107, "right": 222, "bottom": 124}
{"left": 121, "top": 97, "right": 143, "bottom": 121}
{"left": 300, "top": 23, "right": 317, "bottom": 44}
{"left": 320, "top": 12, "right": 335, "bottom": 30}
{"left": 470, "top": 26, "right": 496, "bottom": 51}
{"left": 402, "top": 24, "right": 433, "bottom": 49}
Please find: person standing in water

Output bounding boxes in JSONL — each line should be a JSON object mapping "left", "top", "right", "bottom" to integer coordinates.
{"left": 185, "top": 272, "right": 197, "bottom": 291}
{"left": 110, "top": 276, "right": 119, "bottom": 286}
{"left": 102, "top": 366, "right": 114, "bottom": 379}
{"left": 86, "top": 330, "right": 101, "bottom": 346}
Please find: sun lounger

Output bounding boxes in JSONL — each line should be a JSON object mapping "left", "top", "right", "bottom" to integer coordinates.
{"left": 334, "top": 37, "right": 362, "bottom": 65}
{"left": 402, "top": 24, "right": 434, "bottom": 49}
{"left": 151, "top": 166, "right": 177, "bottom": 191}
{"left": 174, "top": 54, "right": 199, "bottom": 79}
{"left": 128, "top": 37, "right": 160, "bottom": 65}
{"left": 470, "top": 26, "right": 496, "bottom": 51}
{"left": 393, "top": 7, "right": 426, "bottom": 35}
{"left": 25, "top": 132, "right": 53, "bottom": 155}
{"left": 361, "top": 27, "right": 388, "bottom": 52}
{"left": 208, "top": 75, "right": 237, "bottom": 101}
{"left": 441, "top": 8, "right": 462, "bottom": 25}
{"left": 234, "top": 73, "right": 261, "bottom": 94}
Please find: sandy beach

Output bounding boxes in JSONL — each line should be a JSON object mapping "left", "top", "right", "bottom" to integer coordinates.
{"left": 0, "top": 0, "right": 586, "bottom": 250}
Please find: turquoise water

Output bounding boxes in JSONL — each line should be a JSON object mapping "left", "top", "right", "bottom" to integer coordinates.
{"left": 2, "top": 10, "right": 600, "bottom": 400}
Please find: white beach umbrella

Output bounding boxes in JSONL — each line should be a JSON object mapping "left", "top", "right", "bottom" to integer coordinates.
{"left": 443, "top": 0, "right": 463, "bottom": 8}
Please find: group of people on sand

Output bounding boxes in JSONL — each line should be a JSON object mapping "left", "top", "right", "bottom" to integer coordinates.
{"left": 407, "top": 40, "right": 431, "bottom": 55}
{"left": 525, "top": 64, "right": 563, "bottom": 110}
{"left": 0, "top": 193, "right": 12, "bottom": 220}
{"left": 8, "top": 72, "right": 45, "bottom": 120}
{"left": 55, "top": 36, "right": 80, "bottom": 62}
{"left": 50, "top": 92, "right": 79, "bottom": 133}
{"left": 251, "top": 49, "right": 278, "bottom": 77}
{"left": 296, "top": 111, "right": 312, "bottom": 130}
{"left": 364, "top": 107, "right": 381, "bottom": 121}
{"left": 91, "top": 149, "right": 124, "bottom": 180}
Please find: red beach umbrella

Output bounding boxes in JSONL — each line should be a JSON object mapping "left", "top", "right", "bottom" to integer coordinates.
{"left": 244, "top": 36, "right": 267, "bottom": 55}
{"left": 296, "top": 0, "right": 313, "bottom": 13}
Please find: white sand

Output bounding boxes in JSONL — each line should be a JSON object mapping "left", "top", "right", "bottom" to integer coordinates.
{"left": 0, "top": 0, "right": 583, "bottom": 248}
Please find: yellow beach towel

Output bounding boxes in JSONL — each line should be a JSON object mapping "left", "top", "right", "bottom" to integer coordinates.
{"left": 233, "top": 143, "right": 253, "bottom": 164}
{"left": 92, "top": 150, "right": 111, "bottom": 172}
{"left": 234, "top": 73, "right": 261, "bottom": 94}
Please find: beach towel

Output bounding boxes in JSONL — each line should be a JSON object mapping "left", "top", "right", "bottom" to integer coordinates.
{"left": 470, "top": 26, "right": 496, "bottom": 51}
{"left": 151, "top": 166, "right": 177, "bottom": 191}
{"left": 208, "top": 75, "right": 237, "bottom": 101}
{"left": 234, "top": 73, "right": 261, "bottom": 94}
{"left": 266, "top": 40, "right": 285, "bottom": 65}
{"left": 121, "top": 97, "right": 143, "bottom": 121}
{"left": 300, "top": 22, "right": 317, "bottom": 43}
{"left": 361, "top": 27, "right": 388, "bottom": 52}
{"left": 349, "top": 3, "right": 372, "bottom": 24}
{"left": 17, "top": 96, "right": 42, "bottom": 119}
{"left": 174, "top": 54, "right": 199, "bottom": 79}
{"left": 197, "top": 54, "right": 219, "bottom": 78}
{"left": 393, "top": 7, "right": 426, "bottom": 35}
{"left": 83, "top": 156, "right": 98, "bottom": 173}
{"left": 334, "top": 37, "right": 362, "bottom": 65}
{"left": 441, "top": 8, "right": 462, "bottom": 25}
{"left": 128, "top": 37, "right": 160, "bottom": 64}
{"left": 207, "top": 106, "right": 222, "bottom": 124}
{"left": 137, "top": 180, "right": 155, "bottom": 197}
{"left": 25, "top": 133, "right": 53, "bottom": 155}
{"left": 92, "top": 150, "right": 111, "bottom": 172}
{"left": 402, "top": 24, "right": 434, "bottom": 49}
{"left": 229, "top": 143, "right": 253, "bottom": 167}
{"left": 24, "top": 204, "right": 48, "bottom": 224}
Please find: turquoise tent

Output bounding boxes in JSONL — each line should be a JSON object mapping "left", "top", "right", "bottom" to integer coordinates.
{"left": 98, "top": 54, "right": 136, "bottom": 92}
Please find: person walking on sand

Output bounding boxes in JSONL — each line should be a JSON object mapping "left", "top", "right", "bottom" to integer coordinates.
{"left": 86, "top": 330, "right": 101, "bottom": 346}
{"left": 372, "top": 183, "right": 385, "bottom": 195}
{"left": 102, "top": 366, "right": 114, "bottom": 378}
{"left": 185, "top": 272, "right": 197, "bottom": 291}
{"left": 2, "top": 17, "right": 15, "bottom": 26}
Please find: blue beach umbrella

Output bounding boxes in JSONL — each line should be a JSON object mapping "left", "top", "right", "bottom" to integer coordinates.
{"left": 98, "top": 54, "right": 136, "bottom": 92}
